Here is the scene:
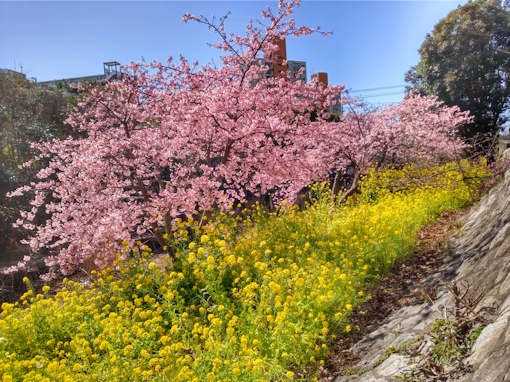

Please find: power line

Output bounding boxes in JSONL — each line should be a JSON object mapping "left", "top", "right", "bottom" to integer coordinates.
{"left": 362, "top": 91, "right": 406, "bottom": 98}
{"left": 348, "top": 84, "right": 407, "bottom": 93}
{"left": 346, "top": 90, "right": 406, "bottom": 99}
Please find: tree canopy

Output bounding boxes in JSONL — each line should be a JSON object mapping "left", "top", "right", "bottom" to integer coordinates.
{"left": 406, "top": 0, "right": 510, "bottom": 149}
{"left": 0, "top": 71, "right": 75, "bottom": 268}
{"left": 7, "top": 1, "right": 469, "bottom": 279}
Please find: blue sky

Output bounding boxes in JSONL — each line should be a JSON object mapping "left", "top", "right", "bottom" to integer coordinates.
{"left": 0, "top": 1, "right": 465, "bottom": 105}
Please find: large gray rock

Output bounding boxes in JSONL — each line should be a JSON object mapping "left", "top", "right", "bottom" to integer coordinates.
{"left": 466, "top": 312, "right": 510, "bottom": 366}
{"left": 334, "top": 150, "right": 510, "bottom": 381}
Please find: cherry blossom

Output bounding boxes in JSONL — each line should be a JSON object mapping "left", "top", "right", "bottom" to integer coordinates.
{"left": 7, "top": 1, "right": 469, "bottom": 278}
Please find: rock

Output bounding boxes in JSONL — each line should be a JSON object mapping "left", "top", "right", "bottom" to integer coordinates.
{"left": 374, "top": 354, "right": 411, "bottom": 376}
{"left": 500, "top": 293, "right": 510, "bottom": 315}
{"left": 466, "top": 312, "right": 510, "bottom": 366}
{"left": 463, "top": 346, "right": 510, "bottom": 382}
{"left": 387, "top": 332, "right": 416, "bottom": 349}
{"left": 488, "top": 222, "right": 510, "bottom": 252}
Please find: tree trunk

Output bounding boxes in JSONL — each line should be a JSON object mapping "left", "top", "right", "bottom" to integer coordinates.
{"left": 330, "top": 170, "right": 341, "bottom": 199}
{"left": 335, "top": 167, "right": 360, "bottom": 204}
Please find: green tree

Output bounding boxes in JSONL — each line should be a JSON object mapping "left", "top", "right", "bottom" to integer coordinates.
{"left": 406, "top": 0, "right": 510, "bottom": 152}
{"left": 0, "top": 71, "right": 76, "bottom": 269}
{"left": 0, "top": 72, "right": 75, "bottom": 181}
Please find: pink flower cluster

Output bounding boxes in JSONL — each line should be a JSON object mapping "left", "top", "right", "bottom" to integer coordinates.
{"left": 7, "top": 1, "right": 469, "bottom": 278}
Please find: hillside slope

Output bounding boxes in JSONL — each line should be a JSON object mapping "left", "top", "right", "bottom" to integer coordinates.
{"left": 334, "top": 149, "right": 510, "bottom": 382}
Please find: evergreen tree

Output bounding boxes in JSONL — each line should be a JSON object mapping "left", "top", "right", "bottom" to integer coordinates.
{"left": 406, "top": 0, "right": 510, "bottom": 152}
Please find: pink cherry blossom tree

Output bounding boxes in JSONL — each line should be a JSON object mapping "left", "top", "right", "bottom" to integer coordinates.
{"left": 7, "top": 0, "right": 344, "bottom": 278}
{"left": 318, "top": 92, "right": 470, "bottom": 202}
{"left": 7, "top": 0, "right": 469, "bottom": 278}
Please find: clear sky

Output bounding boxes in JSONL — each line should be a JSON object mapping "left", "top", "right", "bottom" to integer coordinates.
{"left": 0, "top": 1, "right": 465, "bottom": 105}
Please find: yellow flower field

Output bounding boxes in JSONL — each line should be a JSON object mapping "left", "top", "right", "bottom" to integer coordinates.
{"left": 0, "top": 161, "right": 488, "bottom": 381}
